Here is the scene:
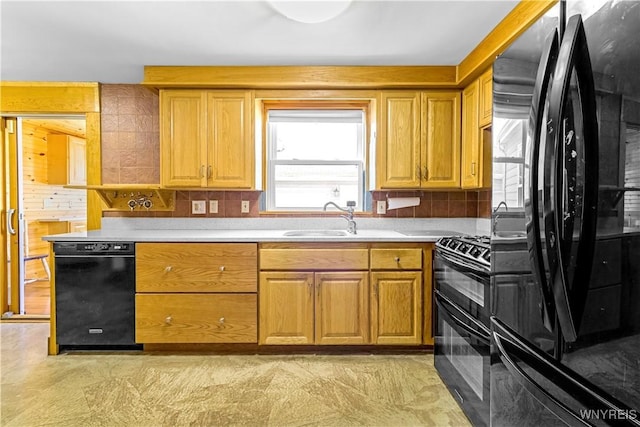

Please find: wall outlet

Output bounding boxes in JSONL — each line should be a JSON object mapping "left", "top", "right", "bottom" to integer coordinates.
{"left": 376, "top": 200, "right": 387, "bottom": 215}
{"left": 209, "top": 200, "right": 219, "bottom": 214}
{"left": 191, "top": 200, "right": 206, "bottom": 215}
{"left": 241, "top": 200, "right": 250, "bottom": 213}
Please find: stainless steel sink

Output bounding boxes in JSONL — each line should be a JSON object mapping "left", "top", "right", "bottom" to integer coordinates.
{"left": 493, "top": 230, "right": 527, "bottom": 239}
{"left": 396, "top": 230, "right": 463, "bottom": 236}
{"left": 282, "top": 230, "right": 349, "bottom": 237}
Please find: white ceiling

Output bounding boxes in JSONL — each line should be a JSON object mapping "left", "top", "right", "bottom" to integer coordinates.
{"left": 0, "top": 0, "right": 519, "bottom": 84}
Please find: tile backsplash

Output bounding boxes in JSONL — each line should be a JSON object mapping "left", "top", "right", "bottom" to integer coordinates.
{"left": 100, "top": 84, "right": 491, "bottom": 219}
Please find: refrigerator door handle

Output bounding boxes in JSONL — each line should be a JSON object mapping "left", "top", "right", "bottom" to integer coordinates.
{"left": 526, "top": 29, "right": 559, "bottom": 332}
{"left": 491, "top": 318, "right": 638, "bottom": 426}
{"left": 434, "top": 290, "right": 490, "bottom": 343}
{"left": 545, "top": 14, "right": 599, "bottom": 342}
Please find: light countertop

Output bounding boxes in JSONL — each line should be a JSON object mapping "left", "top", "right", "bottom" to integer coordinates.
{"left": 43, "top": 217, "right": 491, "bottom": 243}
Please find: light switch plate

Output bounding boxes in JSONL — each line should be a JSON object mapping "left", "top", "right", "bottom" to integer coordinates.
{"left": 209, "top": 200, "right": 218, "bottom": 214}
{"left": 191, "top": 200, "right": 206, "bottom": 215}
{"left": 241, "top": 200, "right": 250, "bottom": 213}
{"left": 376, "top": 200, "right": 387, "bottom": 215}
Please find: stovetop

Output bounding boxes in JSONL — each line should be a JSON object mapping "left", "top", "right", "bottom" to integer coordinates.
{"left": 435, "top": 235, "right": 491, "bottom": 271}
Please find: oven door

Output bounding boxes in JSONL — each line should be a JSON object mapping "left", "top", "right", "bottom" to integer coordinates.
{"left": 433, "top": 250, "right": 490, "bottom": 327}
{"left": 434, "top": 289, "right": 491, "bottom": 427}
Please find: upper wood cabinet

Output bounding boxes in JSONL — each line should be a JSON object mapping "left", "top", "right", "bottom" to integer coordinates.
{"left": 462, "top": 70, "right": 492, "bottom": 189}
{"left": 479, "top": 68, "right": 493, "bottom": 128}
{"left": 47, "top": 134, "right": 86, "bottom": 185}
{"left": 160, "top": 90, "right": 254, "bottom": 188}
{"left": 461, "top": 81, "right": 481, "bottom": 188}
{"left": 377, "top": 91, "right": 460, "bottom": 189}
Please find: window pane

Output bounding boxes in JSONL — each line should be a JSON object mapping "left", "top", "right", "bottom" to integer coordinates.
{"left": 273, "top": 164, "right": 361, "bottom": 210}
{"left": 272, "top": 122, "right": 361, "bottom": 160}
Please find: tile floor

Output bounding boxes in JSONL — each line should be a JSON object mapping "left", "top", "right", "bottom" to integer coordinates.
{"left": 0, "top": 322, "right": 469, "bottom": 427}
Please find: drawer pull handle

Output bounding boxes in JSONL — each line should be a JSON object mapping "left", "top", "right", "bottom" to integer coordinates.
{"left": 165, "top": 316, "right": 172, "bottom": 325}
{"left": 394, "top": 257, "right": 401, "bottom": 263}
{"left": 219, "top": 317, "right": 225, "bottom": 324}
{"left": 602, "top": 261, "right": 608, "bottom": 265}
{"left": 165, "top": 266, "right": 173, "bottom": 273}
{"left": 219, "top": 266, "right": 225, "bottom": 272}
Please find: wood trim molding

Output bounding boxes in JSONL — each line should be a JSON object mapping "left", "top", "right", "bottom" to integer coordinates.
{"left": 457, "top": 0, "right": 558, "bottom": 86}
{"left": 0, "top": 82, "right": 100, "bottom": 113}
{"left": 143, "top": 66, "right": 458, "bottom": 89}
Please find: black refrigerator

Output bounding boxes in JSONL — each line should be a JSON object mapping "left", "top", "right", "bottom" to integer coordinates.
{"left": 491, "top": 1, "right": 640, "bottom": 425}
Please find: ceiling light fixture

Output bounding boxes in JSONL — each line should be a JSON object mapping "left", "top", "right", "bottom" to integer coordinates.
{"left": 267, "top": 0, "right": 353, "bottom": 24}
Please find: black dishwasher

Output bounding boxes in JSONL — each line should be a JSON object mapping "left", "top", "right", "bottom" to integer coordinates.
{"left": 54, "top": 242, "right": 140, "bottom": 350}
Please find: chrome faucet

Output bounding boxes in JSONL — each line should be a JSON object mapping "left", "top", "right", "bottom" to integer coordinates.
{"left": 323, "top": 201, "right": 357, "bottom": 234}
{"left": 492, "top": 201, "right": 509, "bottom": 235}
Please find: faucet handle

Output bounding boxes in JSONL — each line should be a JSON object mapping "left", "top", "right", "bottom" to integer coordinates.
{"left": 346, "top": 201, "right": 356, "bottom": 208}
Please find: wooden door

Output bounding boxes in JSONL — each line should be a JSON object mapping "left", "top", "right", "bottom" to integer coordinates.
{"left": 377, "top": 91, "right": 421, "bottom": 188}
{"left": 160, "top": 90, "right": 207, "bottom": 187}
{"left": 421, "top": 91, "right": 461, "bottom": 188}
{"left": 371, "top": 271, "right": 422, "bottom": 345}
{"left": 259, "top": 272, "right": 314, "bottom": 344}
{"left": 315, "top": 272, "right": 369, "bottom": 345}
{"left": 67, "top": 136, "right": 86, "bottom": 185}
{"left": 206, "top": 91, "right": 253, "bottom": 188}
{"left": 461, "top": 80, "right": 481, "bottom": 188}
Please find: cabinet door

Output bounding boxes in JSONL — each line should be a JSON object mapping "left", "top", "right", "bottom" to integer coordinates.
{"left": 160, "top": 90, "right": 207, "bottom": 187}
{"left": 479, "top": 68, "right": 493, "bottom": 128}
{"left": 378, "top": 91, "right": 421, "bottom": 188}
{"left": 315, "top": 272, "right": 369, "bottom": 345}
{"left": 47, "top": 134, "right": 86, "bottom": 185}
{"left": 206, "top": 91, "right": 253, "bottom": 188}
{"left": 371, "top": 271, "right": 422, "bottom": 345}
{"left": 136, "top": 293, "right": 257, "bottom": 343}
{"left": 259, "top": 272, "right": 314, "bottom": 345}
{"left": 461, "top": 80, "right": 481, "bottom": 188}
{"left": 421, "top": 91, "right": 461, "bottom": 188}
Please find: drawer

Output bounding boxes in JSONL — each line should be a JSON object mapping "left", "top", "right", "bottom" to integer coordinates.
{"left": 135, "top": 293, "right": 257, "bottom": 343}
{"left": 259, "top": 249, "right": 369, "bottom": 270}
{"left": 136, "top": 243, "right": 257, "bottom": 292}
{"left": 591, "top": 239, "right": 621, "bottom": 288}
{"left": 370, "top": 248, "right": 422, "bottom": 270}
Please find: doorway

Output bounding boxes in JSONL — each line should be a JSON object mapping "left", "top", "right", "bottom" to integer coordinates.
{"left": 2, "top": 116, "right": 87, "bottom": 318}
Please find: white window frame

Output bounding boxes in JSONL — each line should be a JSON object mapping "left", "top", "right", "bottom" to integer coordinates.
{"left": 265, "top": 109, "right": 366, "bottom": 211}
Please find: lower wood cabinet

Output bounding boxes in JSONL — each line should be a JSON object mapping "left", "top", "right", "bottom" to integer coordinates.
{"left": 370, "top": 271, "right": 422, "bottom": 345}
{"left": 259, "top": 271, "right": 369, "bottom": 345}
{"left": 136, "top": 293, "right": 257, "bottom": 343}
{"left": 135, "top": 242, "right": 258, "bottom": 344}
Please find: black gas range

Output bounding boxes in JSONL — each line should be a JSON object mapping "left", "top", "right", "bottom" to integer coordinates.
{"left": 433, "top": 235, "right": 491, "bottom": 426}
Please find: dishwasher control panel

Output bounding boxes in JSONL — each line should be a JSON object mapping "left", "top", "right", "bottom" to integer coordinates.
{"left": 54, "top": 242, "right": 135, "bottom": 255}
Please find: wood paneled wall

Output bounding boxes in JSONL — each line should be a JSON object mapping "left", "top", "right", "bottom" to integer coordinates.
{"left": 22, "top": 121, "right": 86, "bottom": 279}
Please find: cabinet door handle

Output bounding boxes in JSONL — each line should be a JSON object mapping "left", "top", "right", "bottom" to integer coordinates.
{"left": 200, "top": 165, "right": 205, "bottom": 178}
{"left": 208, "top": 165, "right": 212, "bottom": 179}
{"left": 219, "top": 317, "right": 225, "bottom": 324}
{"left": 471, "top": 162, "right": 476, "bottom": 176}
{"left": 165, "top": 316, "right": 173, "bottom": 325}
{"left": 416, "top": 165, "right": 422, "bottom": 181}
{"left": 219, "top": 266, "right": 225, "bottom": 272}
{"left": 165, "top": 266, "right": 173, "bottom": 273}
{"left": 423, "top": 166, "right": 429, "bottom": 181}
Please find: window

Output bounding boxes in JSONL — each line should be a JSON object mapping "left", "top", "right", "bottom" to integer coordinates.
{"left": 265, "top": 108, "right": 367, "bottom": 211}
{"left": 624, "top": 125, "right": 640, "bottom": 228}
{"left": 492, "top": 117, "right": 526, "bottom": 209}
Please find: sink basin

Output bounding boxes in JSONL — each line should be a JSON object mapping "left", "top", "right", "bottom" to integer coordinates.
{"left": 397, "top": 230, "right": 463, "bottom": 237}
{"left": 282, "top": 230, "right": 349, "bottom": 237}
{"left": 493, "top": 230, "right": 527, "bottom": 239}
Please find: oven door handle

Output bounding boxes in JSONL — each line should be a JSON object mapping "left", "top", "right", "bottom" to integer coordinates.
{"left": 435, "top": 290, "right": 490, "bottom": 344}
{"left": 434, "top": 251, "right": 489, "bottom": 280}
